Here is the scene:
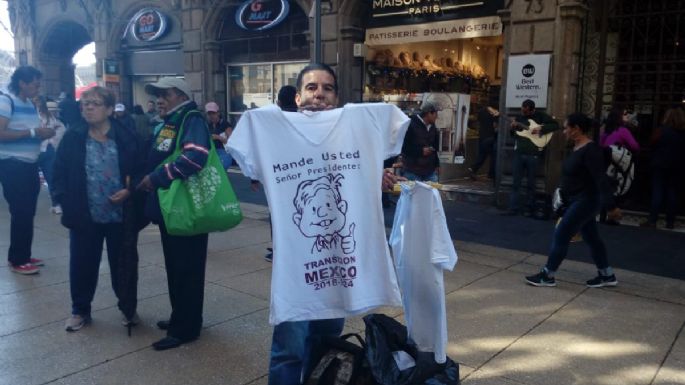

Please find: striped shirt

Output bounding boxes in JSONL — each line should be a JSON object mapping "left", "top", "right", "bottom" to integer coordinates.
{"left": 0, "top": 93, "right": 42, "bottom": 162}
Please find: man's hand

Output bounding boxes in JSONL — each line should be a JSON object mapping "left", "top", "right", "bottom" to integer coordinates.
{"left": 531, "top": 127, "right": 541, "bottom": 136}
{"left": 382, "top": 168, "right": 405, "bottom": 191}
{"left": 109, "top": 189, "right": 130, "bottom": 204}
{"left": 136, "top": 175, "right": 155, "bottom": 192}
{"left": 35, "top": 126, "right": 56, "bottom": 140}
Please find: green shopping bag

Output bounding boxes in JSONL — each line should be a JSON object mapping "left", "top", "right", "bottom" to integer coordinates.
{"left": 157, "top": 111, "right": 242, "bottom": 236}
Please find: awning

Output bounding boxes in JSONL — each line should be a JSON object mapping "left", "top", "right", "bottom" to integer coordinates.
{"left": 365, "top": 16, "right": 502, "bottom": 46}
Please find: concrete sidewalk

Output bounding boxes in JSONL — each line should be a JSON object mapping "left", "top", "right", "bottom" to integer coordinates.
{"left": 1, "top": 192, "right": 684, "bottom": 385}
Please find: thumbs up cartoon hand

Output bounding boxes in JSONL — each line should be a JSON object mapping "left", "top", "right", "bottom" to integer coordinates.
{"left": 341, "top": 223, "right": 356, "bottom": 254}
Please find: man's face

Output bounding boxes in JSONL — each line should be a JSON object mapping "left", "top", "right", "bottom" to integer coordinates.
{"left": 156, "top": 98, "right": 169, "bottom": 118}
{"left": 521, "top": 105, "right": 534, "bottom": 117}
{"left": 147, "top": 101, "right": 155, "bottom": 113}
{"left": 424, "top": 110, "right": 438, "bottom": 125}
{"left": 296, "top": 70, "right": 338, "bottom": 111}
{"left": 157, "top": 87, "right": 186, "bottom": 111}
{"left": 207, "top": 111, "right": 220, "bottom": 124}
{"left": 296, "top": 188, "right": 346, "bottom": 238}
{"left": 20, "top": 78, "right": 41, "bottom": 98}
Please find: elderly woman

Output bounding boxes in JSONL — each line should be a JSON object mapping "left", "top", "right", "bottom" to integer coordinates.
{"left": 53, "top": 87, "right": 143, "bottom": 332}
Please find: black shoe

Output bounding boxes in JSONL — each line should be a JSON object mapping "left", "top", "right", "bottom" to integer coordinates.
{"left": 467, "top": 167, "right": 477, "bottom": 181}
{"left": 264, "top": 252, "right": 273, "bottom": 263}
{"left": 525, "top": 270, "right": 557, "bottom": 287}
{"left": 152, "top": 336, "right": 184, "bottom": 351}
{"left": 156, "top": 320, "right": 170, "bottom": 330}
{"left": 586, "top": 273, "right": 618, "bottom": 288}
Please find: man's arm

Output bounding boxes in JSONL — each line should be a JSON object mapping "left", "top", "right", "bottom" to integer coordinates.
{"left": 537, "top": 112, "right": 560, "bottom": 135}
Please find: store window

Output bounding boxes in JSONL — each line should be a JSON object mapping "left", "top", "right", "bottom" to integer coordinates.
{"left": 227, "top": 61, "right": 308, "bottom": 120}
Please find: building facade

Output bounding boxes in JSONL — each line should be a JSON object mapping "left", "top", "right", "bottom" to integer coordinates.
{"left": 9, "top": 0, "right": 684, "bottom": 212}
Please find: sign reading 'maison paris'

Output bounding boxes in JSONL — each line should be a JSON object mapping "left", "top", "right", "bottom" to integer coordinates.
{"left": 235, "top": 0, "right": 290, "bottom": 31}
{"left": 131, "top": 8, "right": 167, "bottom": 42}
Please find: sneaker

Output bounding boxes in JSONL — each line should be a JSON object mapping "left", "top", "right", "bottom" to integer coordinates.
{"left": 525, "top": 271, "right": 557, "bottom": 287}
{"left": 264, "top": 252, "right": 273, "bottom": 263}
{"left": 29, "top": 258, "right": 44, "bottom": 266}
{"left": 122, "top": 313, "right": 141, "bottom": 327}
{"left": 65, "top": 314, "right": 91, "bottom": 332}
{"left": 50, "top": 205, "right": 62, "bottom": 215}
{"left": 467, "top": 167, "right": 477, "bottom": 181}
{"left": 9, "top": 263, "right": 40, "bottom": 275}
{"left": 586, "top": 273, "right": 618, "bottom": 288}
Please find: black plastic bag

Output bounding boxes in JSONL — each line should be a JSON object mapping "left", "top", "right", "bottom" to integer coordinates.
{"left": 363, "top": 314, "right": 460, "bottom": 385}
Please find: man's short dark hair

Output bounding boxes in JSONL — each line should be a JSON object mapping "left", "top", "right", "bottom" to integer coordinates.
{"left": 9, "top": 66, "right": 42, "bottom": 95}
{"left": 296, "top": 63, "right": 338, "bottom": 94}
{"left": 278, "top": 85, "right": 298, "bottom": 111}
{"left": 522, "top": 99, "right": 535, "bottom": 110}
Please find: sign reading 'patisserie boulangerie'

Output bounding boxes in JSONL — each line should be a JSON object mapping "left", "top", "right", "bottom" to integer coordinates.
{"left": 365, "top": 15, "right": 501, "bottom": 45}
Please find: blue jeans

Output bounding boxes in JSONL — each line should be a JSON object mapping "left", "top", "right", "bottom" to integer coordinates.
{"left": 38, "top": 145, "right": 57, "bottom": 206}
{"left": 546, "top": 197, "right": 608, "bottom": 272}
{"left": 509, "top": 153, "right": 539, "bottom": 213}
{"left": 0, "top": 158, "right": 40, "bottom": 266}
{"left": 402, "top": 170, "right": 439, "bottom": 182}
{"left": 268, "top": 318, "right": 345, "bottom": 385}
{"left": 69, "top": 223, "right": 124, "bottom": 317}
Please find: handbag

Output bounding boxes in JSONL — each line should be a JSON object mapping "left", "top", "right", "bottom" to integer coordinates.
{"left": 157, "top": 111, "right": 242, "bottom": 236}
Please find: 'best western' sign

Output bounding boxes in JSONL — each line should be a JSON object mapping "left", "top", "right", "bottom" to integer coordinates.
{"left": 505, "top": 54, "right": 551, "bottom": 108}
{"left": 365, "top": 16, "right": 501, "bottom": 45}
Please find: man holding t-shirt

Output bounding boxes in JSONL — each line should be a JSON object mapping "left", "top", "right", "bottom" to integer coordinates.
{"left": 229, "top": 63, "right": 409, "bottom": 385}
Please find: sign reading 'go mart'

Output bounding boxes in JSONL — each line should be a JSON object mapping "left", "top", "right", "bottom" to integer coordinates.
{"left": 365, "top": 16, "right": 501, "bottom": 46}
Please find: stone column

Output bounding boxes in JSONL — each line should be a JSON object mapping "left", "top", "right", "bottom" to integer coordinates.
{"left": 180, "top": 0, "right": 207, "bottom": 104}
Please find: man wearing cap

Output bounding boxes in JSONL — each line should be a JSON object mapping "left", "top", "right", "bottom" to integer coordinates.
{"left": 205, "top": 101, "right": 233, "bottom": 170}
{"left": 400, "top": 101, "right": 441, "bottom": 182}
{"left": 113, "top": 103, "right": 136, "bottom": 135}
{"left": 136, "top": 77, "right": 211, "bottom": 351}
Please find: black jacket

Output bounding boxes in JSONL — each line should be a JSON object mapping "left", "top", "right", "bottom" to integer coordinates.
{"left": 401, "top": 114, "right": 440, "bottom": 176}
{"left": 52, "top": 118, "right": 145, "bottom": 229}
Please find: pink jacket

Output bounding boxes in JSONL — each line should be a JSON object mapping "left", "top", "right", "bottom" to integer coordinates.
{"left": 600, "top": 126, "right": 640, "bottom": 153}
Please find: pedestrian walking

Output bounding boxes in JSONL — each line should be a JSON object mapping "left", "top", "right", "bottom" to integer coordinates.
{"left": 0, "top": 66, "right": 55, "bottom": 275}
{"left": 468, "top": 103, "right": 499, "bottom": 181}
{"left": 401, "top": 101, "right": 440, "bottom": 182}
{"left": 525, "top": 113, "right": 617, "bottom": 288}
{"left": 34, "top": 97, "right": 66, "bottom": 215}
{"left": 205, "top": 101, "right": 233, "bottom": 170}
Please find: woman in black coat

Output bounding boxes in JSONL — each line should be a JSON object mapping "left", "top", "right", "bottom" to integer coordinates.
{"left": 53, "top": 87, "right": 145, "bottom": 332}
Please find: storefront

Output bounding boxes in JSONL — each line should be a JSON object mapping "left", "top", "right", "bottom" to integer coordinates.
{"left": 216, "top": 0, "right": 310, "bottom": 122}
{"left": 363, "top": 0, "right": 504, "bottom": 181}
{"left": 121, "top": 7, "right": 184, "bottom": 107}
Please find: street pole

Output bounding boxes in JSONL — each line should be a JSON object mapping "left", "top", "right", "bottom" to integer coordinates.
{"left": 314, "top": 0, "right": 321, "bottom": 63}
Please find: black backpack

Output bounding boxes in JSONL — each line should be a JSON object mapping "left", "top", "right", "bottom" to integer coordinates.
{"left": 304, "top": 333, "right": 377, "bottom": 385}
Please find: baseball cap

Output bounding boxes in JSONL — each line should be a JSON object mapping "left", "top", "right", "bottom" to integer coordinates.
{"left": 420, "top": 101, "right": 440, "bottom": 113}
{"left": 145, "top": 77, "right": 191, "bottom": 98}
{"left": 46, "top": 101, "right": 60, "bottom": 111}
{"left": 114, "top": 103, "right": 125, "bottom": 112}
{"left": 205, "top": 102, "right": 220, "bottom": 113}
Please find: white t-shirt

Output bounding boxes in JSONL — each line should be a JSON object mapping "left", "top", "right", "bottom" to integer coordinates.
{"left": 389, "top": 182, "right": 458, "bottom": 363}
{"left": 228, "top": 103, "right": 410, "bottom": 325}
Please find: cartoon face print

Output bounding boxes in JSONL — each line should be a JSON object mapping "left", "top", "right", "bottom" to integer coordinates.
{"left": 292, "top": 173, "right": 356, "bottom": 254}
{"left": 296, "top": 188, "right": 347, "bottom": 238}
{"left": 157, "top": 138, "right": 172, "bottom": 152}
